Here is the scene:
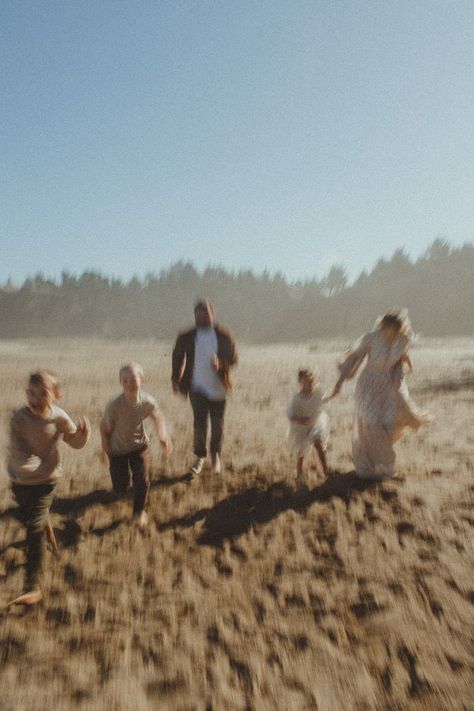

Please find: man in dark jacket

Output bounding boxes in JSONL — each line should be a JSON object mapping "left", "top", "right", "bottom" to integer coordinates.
{"left": 172, "top": 299, "right": 238, "bottom": 476}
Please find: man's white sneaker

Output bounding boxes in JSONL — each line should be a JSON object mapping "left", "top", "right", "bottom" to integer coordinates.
{"left": 189, "top": 457, "right": 205, "bottom": 476}
{"left": 211, "top": 453, "right": 222, "bottom": 474}
{"left": 135, "top": 510, "right": 149, "bottom": 529}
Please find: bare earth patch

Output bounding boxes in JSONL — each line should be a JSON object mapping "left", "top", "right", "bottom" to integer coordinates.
{"left": 0, "top": 338, "right": 473, "bottom": 710}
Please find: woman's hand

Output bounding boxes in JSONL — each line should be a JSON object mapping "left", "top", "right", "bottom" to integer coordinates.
{"left": 160, "top": 437, "right": 173, "bottom": 454}
{"left": 323, "top": 380, "right": 342, "bottom": 401}
{"left": 402, "top": 353, "right": 413, "bottom": 372}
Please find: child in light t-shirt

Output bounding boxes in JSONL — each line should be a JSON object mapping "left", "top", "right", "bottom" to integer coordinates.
{"left": 100, "top": 362, "right": 172, "bottom": 528}
{"left": 7, "top": 370, "right": 90, "bottom": 606}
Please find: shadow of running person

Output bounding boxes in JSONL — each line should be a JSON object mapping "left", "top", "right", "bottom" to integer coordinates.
{"left": 50, "top": 471, "right": 193, "bottom": 516}
{"left": 0, "top": 471, "right": 193, "bottom": 555}
{"left": 160, "top": 470, "right": 376, "bottom": 547}
{"left": 151, "top": 472, "right": 193, "bottom": 487}
{"left": 0, "top": 471, "right": 193, "bottom": 524}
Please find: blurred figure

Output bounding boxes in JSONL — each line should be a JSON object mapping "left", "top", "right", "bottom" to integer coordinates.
{"left": 327, "top": 309, "right": 433, "bottom": 479}
{"left": 101, "top": 362, "right": 171, "bottom": 528}
{"left": 7, "top": 370, "right": 90, "bottom": 606}
{"left": 172, "top": 299, "right": 238, "bottom": 476}
{"left": 287, "top": 368, "right": 330, "bottom": 485}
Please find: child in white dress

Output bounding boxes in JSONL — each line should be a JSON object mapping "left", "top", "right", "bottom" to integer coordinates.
{"left": 287, "top": 369, "right": 329, "bottom": 482}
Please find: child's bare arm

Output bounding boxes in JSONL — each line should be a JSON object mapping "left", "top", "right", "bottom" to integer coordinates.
{"left": 63, "top": 416, "right": 91, "bottom": 449}
{"left": 99, "top": 421, "right": 112, "bottom": 459}
{"left": 289, "top": 415, "right": 310, "bottom": 425}
{"left": 149, "top": 413, "right": 172, "bottom": 453}
{"left": 287, "top": 399, "right": 310, "bottom": 426}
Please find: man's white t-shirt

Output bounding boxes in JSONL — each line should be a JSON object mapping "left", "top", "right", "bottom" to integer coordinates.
{"left": 191, "top": 328, "right": 227, "bottom": 401}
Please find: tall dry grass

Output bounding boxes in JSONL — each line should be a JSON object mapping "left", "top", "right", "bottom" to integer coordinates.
{"left": 0, "top": 337, "right": 473, "bottom": 710}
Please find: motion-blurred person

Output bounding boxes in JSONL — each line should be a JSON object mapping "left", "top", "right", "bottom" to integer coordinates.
{"left": 172, "top": 299, "right": 238, "bottom": 476}
{"left": 100, "top": 362, "right": 172, "bottom": 528}
{"left": 327, "top": 309, "right": 433, "bottom": 479}
{"left": 7, "top": 370, "right": 90, "bottom": 606}
{"left": 287, "top": 368, "right": 330, "bottom": 484}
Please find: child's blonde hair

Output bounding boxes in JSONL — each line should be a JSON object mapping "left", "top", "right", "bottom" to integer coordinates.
{"left": 119, "top": 362, "right": 144, "bottom": 382}
{"left": 298, "top": 368, "right": 318, "bottom": 384}
{"left": 29, "top": 370, "right": 61, "bottom": 398}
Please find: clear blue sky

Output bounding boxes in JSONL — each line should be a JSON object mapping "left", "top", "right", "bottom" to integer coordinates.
{"left": 1, "top": 1, "right": 473, "bottom": 284}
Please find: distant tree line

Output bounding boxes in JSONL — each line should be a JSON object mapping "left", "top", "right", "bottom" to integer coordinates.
{"left": 0, "top": 240, "right": 472, "bottom": 341}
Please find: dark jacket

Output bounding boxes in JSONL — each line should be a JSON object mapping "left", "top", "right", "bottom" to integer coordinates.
{"left": 171, "top": 324, "right": 238, "bottom": 396}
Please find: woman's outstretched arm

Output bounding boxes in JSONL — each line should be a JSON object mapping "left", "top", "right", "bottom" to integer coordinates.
{"left": 325, "top": 332, "right": 372, "bottom": 399}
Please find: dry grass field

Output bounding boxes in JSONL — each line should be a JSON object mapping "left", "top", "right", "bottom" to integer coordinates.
{"left": 0, "top": 337, "right": 473, "bottom": 711}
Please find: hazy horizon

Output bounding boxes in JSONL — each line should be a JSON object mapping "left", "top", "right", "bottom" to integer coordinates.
{"left": 1, "top": 237, "right": 472, "bottom": 289}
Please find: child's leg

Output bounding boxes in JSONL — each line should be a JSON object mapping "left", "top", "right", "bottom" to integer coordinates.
{"left": 11, "top": 482, "right": 56, "bottom": 594}
{"left": 296, "top": 455, "right": 304, "bottom": 477}
{"left": 129, "top": 447, "right": 150, "bottom": 516}
{"left": 313, "top": 440, "right": 329, "bottom": 476}
{"left": 46, "top": 518, "right": 58, "bottom": 554}
{"left": 109, "top": 454, "right": 131, "bottom": 497}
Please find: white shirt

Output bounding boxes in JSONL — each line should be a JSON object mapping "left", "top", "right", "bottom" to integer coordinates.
{"left": 191, "top": 328, "right": 227, "bottom": 401}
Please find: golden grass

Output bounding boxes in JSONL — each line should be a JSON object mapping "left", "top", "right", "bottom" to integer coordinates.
{"left": 0, "top": 337, "right": 473, "bottom": 710}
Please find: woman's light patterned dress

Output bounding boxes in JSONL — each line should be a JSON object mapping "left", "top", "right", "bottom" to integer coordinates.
{"left": 338, "top": 327, "right": 432, "bottom": 479}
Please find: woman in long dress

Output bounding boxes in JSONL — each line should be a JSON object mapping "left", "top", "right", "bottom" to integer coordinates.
{"left": 328, "top": 310, "right": 433, "bottom": 480}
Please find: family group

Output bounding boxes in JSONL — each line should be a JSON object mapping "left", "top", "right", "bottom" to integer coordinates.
{"left": 4, "top": 300, "right": 432, "bottom": 606}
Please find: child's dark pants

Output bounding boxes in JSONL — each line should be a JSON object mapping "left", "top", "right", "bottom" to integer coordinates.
{"left": 11, "top": 482, "right": 56, "bottom": 592}
{"left": 109, "top": 446, "right": 150, "bottom": 514}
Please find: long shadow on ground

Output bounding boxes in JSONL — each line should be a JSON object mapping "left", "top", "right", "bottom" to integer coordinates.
{"left": 0, "top": 472, "right": 192, "bottom": 523}
{"left": 52, "top": 473, "right": 192, "bottom": 516}
{"left": 0, "top": 489, "right": 118, "bottom": 523}
{"left": 1, "top": 471, "right": 378, "bottom": 553}
{"left": 0, "top": 472, "right": 192, "bottom": 552}
{"left": 160, "top": 471, "right": 376, "bottom": 547}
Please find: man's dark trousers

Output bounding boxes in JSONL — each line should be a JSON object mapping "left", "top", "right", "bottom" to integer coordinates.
{"left": 189, "top": 391, "right": 226, "bottom": 458}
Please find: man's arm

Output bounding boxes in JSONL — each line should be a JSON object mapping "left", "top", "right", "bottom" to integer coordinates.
{"left": 226, "top": 333, "right": 238, "bottom": 367}
{"left": 171, "top": 334, "right": 187, "bottom": 393}
{"left": 217, "top": 327, "right": 238, "bottom": 368}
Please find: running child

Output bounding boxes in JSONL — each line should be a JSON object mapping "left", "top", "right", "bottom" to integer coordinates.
{"left": 100, "top": 362, "right": 172, "bottom": 528}
{"left": 7, "top": 370, "right": 90, "bottom": 606}
{"left": 287, "top": 368, "right": 330, "bottom": 483}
